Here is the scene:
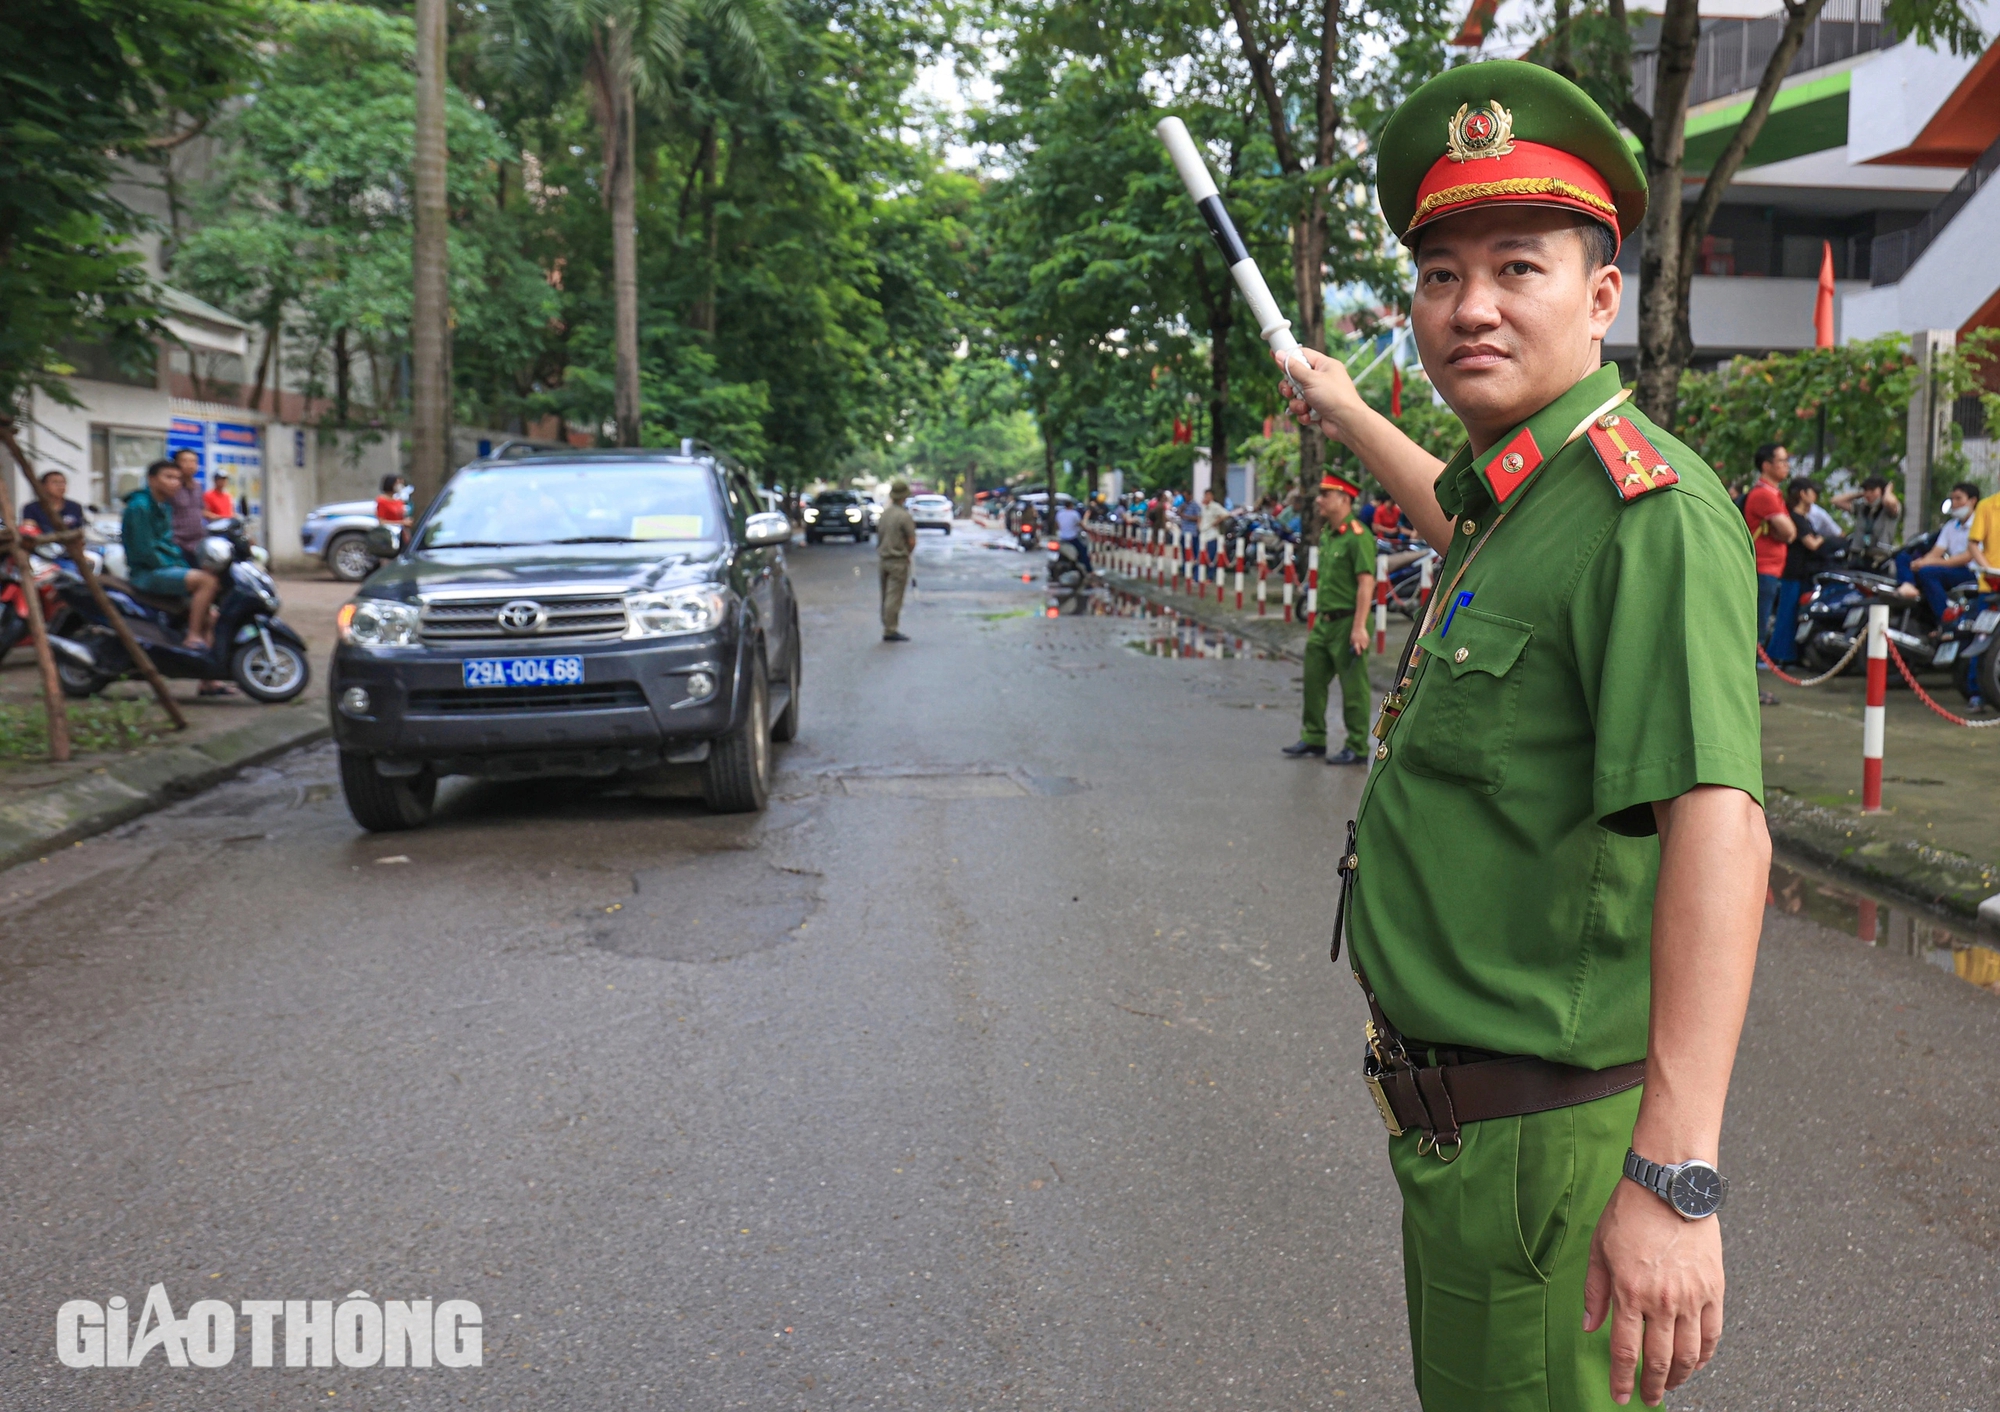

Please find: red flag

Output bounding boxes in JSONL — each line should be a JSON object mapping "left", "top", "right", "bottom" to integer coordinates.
{"left": 1390, "top": 364, "right": 1403, "bottom": 419}
{"left": 1171, "top": 417, "right": 1191, "bottom": 445}
{"left": 1814, "top": 240, "right": 1835, "bottom": 348}
{"left": 1262, "top": 416, "right": 1273, "bottom": 438}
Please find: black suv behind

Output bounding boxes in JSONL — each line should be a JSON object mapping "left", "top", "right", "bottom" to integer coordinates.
{"left": 330, "top": 444, "right": 800, "bottom": 830}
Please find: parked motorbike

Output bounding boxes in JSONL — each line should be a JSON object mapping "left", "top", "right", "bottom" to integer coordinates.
{"left": 1936, "top": 585, "right": 2000, "bottom": 708}
{"left": 52, "top": 518, "right": 311, "bottom": 703}
{"left": 0, "top": 540, "right": 75, "bottom": 665}
{"left": 1796, "top": 536, "right": 1959, "bottom": 675}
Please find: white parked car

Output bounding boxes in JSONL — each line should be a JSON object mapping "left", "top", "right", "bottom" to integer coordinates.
{"left": 907, "top": 494, "right": 954, "bottom": 533}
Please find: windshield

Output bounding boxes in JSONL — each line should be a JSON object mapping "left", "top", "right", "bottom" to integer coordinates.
{"left": 415, "top": 464, "right": 724, "bottom": 549}
{"left": 814, "top": 491, "right": 859, "bottom": 506}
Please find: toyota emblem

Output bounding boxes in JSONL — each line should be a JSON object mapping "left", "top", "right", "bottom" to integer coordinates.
{"left": 496, "top": 599, "right": 547, "bottom": 634}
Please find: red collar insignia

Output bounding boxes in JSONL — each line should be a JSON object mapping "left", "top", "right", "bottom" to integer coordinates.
{"left": 1480, "top": 425, "right": 1542, "bottom": 504}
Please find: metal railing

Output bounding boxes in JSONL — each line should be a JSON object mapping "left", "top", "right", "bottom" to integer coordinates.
{"left": 1870, "top": 129, "right": 2000, "bottom": 285}
{"left": 1631, "top": 0, "right": 1890, "bottom": 115}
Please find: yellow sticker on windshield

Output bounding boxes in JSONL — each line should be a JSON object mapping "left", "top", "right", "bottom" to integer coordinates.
{"left": 630, "top": 514, "right": 704, "bottom": 540}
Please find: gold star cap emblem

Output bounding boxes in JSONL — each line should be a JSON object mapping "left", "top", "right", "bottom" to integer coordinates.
{"left": 1445, "top": 101, "right": 1516, "bottom": 163}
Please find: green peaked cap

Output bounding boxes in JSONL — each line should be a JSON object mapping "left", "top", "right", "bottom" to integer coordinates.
{"left": 1377, "top": 60, "right": 1647, "bottom": 245}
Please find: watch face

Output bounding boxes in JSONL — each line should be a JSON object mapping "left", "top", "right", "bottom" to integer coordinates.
{"left": 1669, "top": 1164, "right": 1727, "bottom": 1219}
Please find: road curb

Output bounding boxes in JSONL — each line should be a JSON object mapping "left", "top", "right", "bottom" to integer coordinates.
{"left": 0, "top": 702, "right": 329, "bottom": 870}
{"left": 1762, "top": 790, "right": 2000, "bottom": 928}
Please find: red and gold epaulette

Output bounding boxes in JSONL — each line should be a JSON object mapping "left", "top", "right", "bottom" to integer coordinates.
{"left": 1586, "top": 412, "right": 1679, "bottom": 501}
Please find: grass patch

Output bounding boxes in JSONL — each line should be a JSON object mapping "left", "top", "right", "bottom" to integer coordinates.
{"left": 977, "top": 609, "right": 1033, "bottom": 621}
{"left": 0, "top": 697, "right": 173, "bottom": 760}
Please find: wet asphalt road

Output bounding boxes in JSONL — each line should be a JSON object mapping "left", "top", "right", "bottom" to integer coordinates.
{"left": 3, "top": 522, "right": 1999, "bottom": 1411}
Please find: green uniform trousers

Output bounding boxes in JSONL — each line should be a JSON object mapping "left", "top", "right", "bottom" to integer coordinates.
{"left": 1301, "top": 627, "right": 1371, "bottom": 753}
{"left": 1391, "top": 1084, "right": 1641, "bottom": 1411}
{"left": 879, "top": 559, "right": 910, "bottom": 634}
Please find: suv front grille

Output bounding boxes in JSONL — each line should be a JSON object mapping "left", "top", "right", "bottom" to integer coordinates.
{"left": 418, "top": 594, "right": 628, "bottom": 643}
{"left": 407, "top": 683, "right": 648, "bottom": 715}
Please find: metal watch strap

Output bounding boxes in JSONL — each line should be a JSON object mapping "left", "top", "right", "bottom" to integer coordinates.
{"left": 1624, "top": 1148, "right": 1673, "bottom": 1203}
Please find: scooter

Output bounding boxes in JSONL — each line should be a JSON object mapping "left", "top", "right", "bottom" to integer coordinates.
{"left": 51, "top": 519, "right": 312, "bottom": 703}
{"left": 1046, "top": 537, "right": 1099, "bottom": 592}
{"left": 1936, "top": 583, "right": 2000, "bottom": 708}
{"left": 0, "top": 540, "right": 73, "bottom": 666}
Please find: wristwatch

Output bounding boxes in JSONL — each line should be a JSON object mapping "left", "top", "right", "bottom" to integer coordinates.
{"left": 1623, "top": 1149, "right": 1728, "bottom": 1220}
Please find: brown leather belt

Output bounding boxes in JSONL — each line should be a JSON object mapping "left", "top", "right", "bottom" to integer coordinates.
{"left": 1363, "top": 1046, "right": 1647, "bottom": 1147}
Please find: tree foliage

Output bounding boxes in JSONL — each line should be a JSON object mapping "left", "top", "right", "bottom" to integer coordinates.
{"left": 0, "top": 0, "right": 266, "bottom": 410}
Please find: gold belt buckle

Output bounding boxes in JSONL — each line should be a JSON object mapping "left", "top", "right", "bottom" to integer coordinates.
{"left": 1362, "top": 1024, "right": 1405, "bottom": 1137}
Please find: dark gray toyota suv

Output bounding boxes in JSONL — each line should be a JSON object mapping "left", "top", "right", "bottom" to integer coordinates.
{"left": 330, "top": 445, "right": 799, "bottom": 830}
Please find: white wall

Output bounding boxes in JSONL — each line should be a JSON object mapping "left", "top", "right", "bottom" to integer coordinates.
{"left": 1841, "top": 175, "right": 2000, "bottom": 342}
{"left": 20, "top": 380, "right": 174, "bottom": 511}
{"left": 1846, "top": 4, "right": 2000, "bottom": 164}
{"left": 1606, "top": 275, "right": 1870, "bottom": 361}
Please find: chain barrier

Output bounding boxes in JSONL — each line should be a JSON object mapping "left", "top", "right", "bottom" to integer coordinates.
{"left": 1758, "top": 637, "right": 1863, "bottom": 688}
{"left": 1883, "top": 640, "right": 2000, "bottom": 729}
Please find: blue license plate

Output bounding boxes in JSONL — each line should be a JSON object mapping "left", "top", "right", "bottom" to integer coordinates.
{"left": 463, "top": 655, "right": 584, "bottom": 688}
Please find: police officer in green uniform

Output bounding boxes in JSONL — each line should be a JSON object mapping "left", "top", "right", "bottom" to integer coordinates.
{"left": 1277, "top": 62, "right": 1770, "bottom": 1411}
{"left": 1282, "top": 472, "right": 1377, "bottom": 765}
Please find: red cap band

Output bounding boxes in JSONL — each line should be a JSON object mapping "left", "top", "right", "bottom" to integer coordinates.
{"left": 1320, "top": 473, "right": 1362, "bottom": 498}
{"left": 1407, "top": 140, "right": 1618, "bottom": 248}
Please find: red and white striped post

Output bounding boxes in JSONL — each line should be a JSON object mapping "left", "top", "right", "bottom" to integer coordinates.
{"left": 1256, "top": 541, "right": 1268, "bottom": 616}
{"left": 1282, "top": 544, "right": 1296, "bottom": 622}
{"left": 1418, "top": 551, "right": 1434, "bottom": 605}
{"left": 1374, "top": 551, "right": 1389, "bottom": 653}
{"left": 1862, "top": 602, "right": 1887, "bottom": 812}
{"left": 1233, "top": 536, "right": 1245, "bottom": 610}
{"left": 1306, "top": 544, "right": 1320, "bottom": 628}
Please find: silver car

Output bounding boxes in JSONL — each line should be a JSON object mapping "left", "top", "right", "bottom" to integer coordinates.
{"left": 907, "top": 494, "right": 954, "bottom": 533}
{"left": 302, "top": 501, "right": 392, "bottom": 581}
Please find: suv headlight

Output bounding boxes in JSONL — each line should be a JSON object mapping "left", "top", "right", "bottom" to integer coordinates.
{"left": 625, "top": 586, "right": 729, "bottom": 638}
{"left": 338, "top": 598, "right": 420, "bottom": 647}
{"left": 802, "top": 508, "right": 819, "bottom": 522}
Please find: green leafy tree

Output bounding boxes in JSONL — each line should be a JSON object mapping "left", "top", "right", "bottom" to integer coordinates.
{"left": 0, "top": 0, "right": 265, "bottom": 412}
{"left": 1676, "top": 331, "right": 2000, "bottom": 490}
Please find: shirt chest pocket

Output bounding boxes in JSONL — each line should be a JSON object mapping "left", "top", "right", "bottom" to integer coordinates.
{"left": 1399, "top": 608, "right": 1534, "bottom": 794}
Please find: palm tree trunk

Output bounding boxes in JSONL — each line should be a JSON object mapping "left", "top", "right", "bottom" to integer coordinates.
{"left": 610, "top": 70, "right": 642, "bottom": 446}
{"left": 410, "top": 0, "right": 450, "bottom": 505}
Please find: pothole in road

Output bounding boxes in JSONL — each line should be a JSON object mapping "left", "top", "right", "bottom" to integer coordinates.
{"left": 816, "top": 766, "right": 1084, "bottom": 798}
{"left": 590, "top": 852, "right": 823, "bottom": 963}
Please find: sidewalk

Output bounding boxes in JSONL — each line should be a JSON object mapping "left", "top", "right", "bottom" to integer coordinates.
{"left": 0, "top": 573, "right": 349, "bottom": 867}
{"left": 1102, "top": 561, "right": 2000, "bottom": 925}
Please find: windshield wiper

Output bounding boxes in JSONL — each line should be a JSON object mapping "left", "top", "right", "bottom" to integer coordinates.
{"left": 420, "top": 540, "right": 533, "bottom": 549}
{"left": 546, "top": 535, "right": 643, "bottom": 544}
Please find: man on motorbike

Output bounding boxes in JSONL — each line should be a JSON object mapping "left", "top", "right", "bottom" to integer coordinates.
{"left": 1054, "top": 498, "right": 1091, "bottom": 573}
{"left": 123, "top": 459, "right": 221, "bottom": 651}
{"left": 1896, "top": 482, "right": 1981, "bottom": 620}
{"left": 20, "top": 470, "right": 84, "bottom": 537}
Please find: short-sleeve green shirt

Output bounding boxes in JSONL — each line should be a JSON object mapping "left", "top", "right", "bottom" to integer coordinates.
{"left": 1314, "top": 516, "right": 1377, "bottom": 618}
{"left": 1349, "top": 364, "right": 1763, "bottom": 1070}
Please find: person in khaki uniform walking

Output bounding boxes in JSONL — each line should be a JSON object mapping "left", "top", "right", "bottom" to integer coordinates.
{"left": 877, "top": 480, "right": 917, "bottom": 642}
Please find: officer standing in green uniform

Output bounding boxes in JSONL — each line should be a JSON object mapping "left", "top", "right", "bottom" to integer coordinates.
{"left": 1282, "top": 471, "right": 1377, "bottom": 765}
{"left": 1277, "top": 62, "right": 1769, "bottom": 1411}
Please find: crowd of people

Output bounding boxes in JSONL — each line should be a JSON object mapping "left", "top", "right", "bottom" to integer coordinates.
{"left": 1736, "top": 438, "right": 1999, "bottom": 692}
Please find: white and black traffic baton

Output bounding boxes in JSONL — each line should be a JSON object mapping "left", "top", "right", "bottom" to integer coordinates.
{"left": 1155, "top": 116, "right": 1299, "bottom": 360}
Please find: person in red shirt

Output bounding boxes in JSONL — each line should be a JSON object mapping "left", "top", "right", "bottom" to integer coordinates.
{"left": 1741, "top": 443, "right": 1796, "bottom": 698}
{"left": 374, "top": 474, "right": 408, "bottom": 525}
{"left": 201, "top": 468, "right": 237, "bottom": 519}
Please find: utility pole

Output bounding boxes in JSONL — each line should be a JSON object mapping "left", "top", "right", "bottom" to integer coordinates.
{"left": 410, "top": 0, "right": 450, "bottom": 511}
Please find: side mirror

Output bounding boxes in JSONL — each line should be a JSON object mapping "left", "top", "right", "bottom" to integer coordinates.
{"left": 365, "top": 525, "right": 400, "bottom": 558}
{"left": 743, "top": 511, "right": 793, "bottom": 548}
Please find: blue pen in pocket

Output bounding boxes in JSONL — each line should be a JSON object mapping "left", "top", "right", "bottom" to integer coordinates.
{"left": 1440, "top": 590, "right": 1473, "bottom": 636}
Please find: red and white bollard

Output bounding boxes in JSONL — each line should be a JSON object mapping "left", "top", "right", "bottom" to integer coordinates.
{"left": 1306, "top": 544, "right": 1320, "bottom": 628}
{"left": 1282, "top": 544, "right": 1296, "bottom": 622}
{"left": 1418, "top": 551, "right": 1434, "bottom": 605}
{"left": 1374, "top": 551, "right": 1389, "bottom": 653}
{"left": 1233, "top": 536, "right": 1245, "bottom": 610}
{"left": 1256, "top": 541, "right": 1268, "bottom": 616}
{"left": 1862, "top": 602, "right": 1887, "bottom": 812}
